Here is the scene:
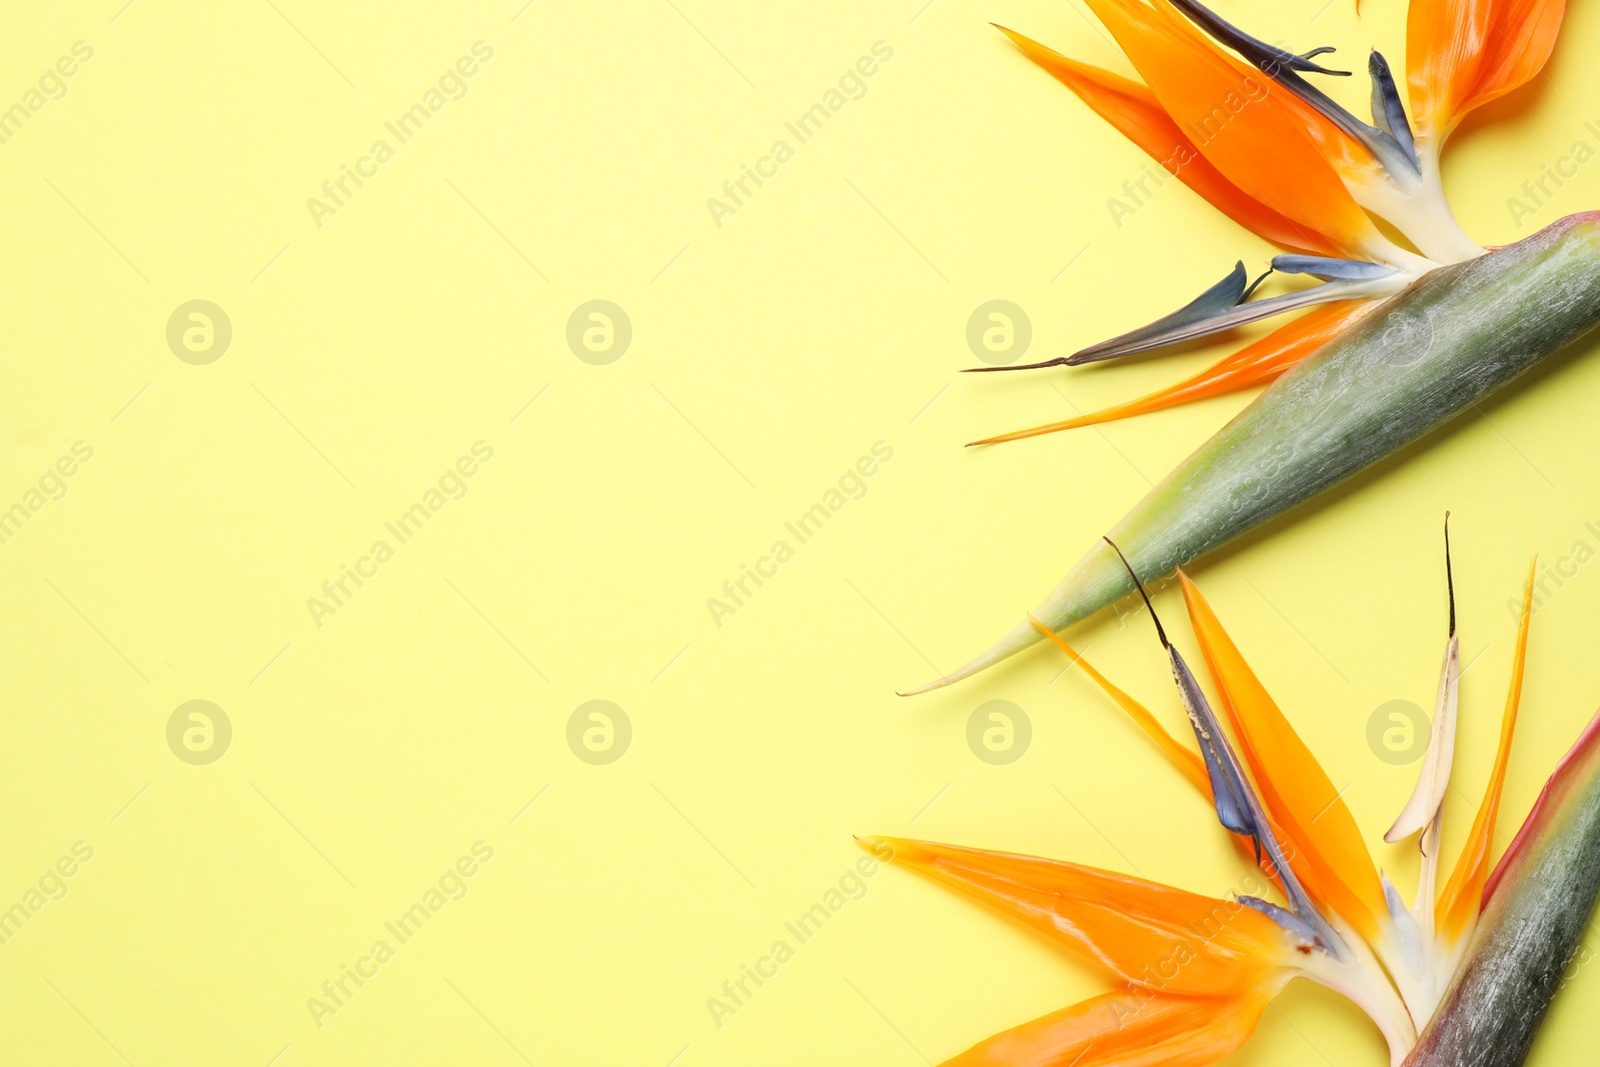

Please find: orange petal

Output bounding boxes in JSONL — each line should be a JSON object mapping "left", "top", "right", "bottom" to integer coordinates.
{"left": 865, "top": 836, "right": 1291, "bottom": 995}
{"left": 1465, "top": 0, "right": 1567, "bottom": 116}
{"left": 997, "top": 26, "right": 1337, "bottom": 256}
{"left": 1155, "top": 7, "right": 1384, "bottom": 194}
{"left": 1435, "top": 557, "right": 1535, "bottom": 940}
{"left": 1406, "top": 0, "right": 1489, "bottom": 141}
{"left": 1028, "top": 618, "right": 1210, "bottom": 795}
{"left": 971, "top": 300, "right": 1373, "bottom": 446}
{"left": 1407, "top": 0, "right": 1566, "bottom": 141}
{"left": 1027, "top": 618, "right": 1297, "bottom": 896}
{"left": 1081, "top": 0, "right": 1380, "bottom": 257}
{"left": 945, "top": 987, "right": 1270, "bottom": 1067}
{"left": 1176, "top": 570, "right": 1388, "bottom": 943}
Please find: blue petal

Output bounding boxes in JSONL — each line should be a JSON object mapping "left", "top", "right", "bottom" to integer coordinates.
{"left": 1167, "top": 643, "right": 1349, "bottom": 959}
{"left": 1368, "top": 51, "right": 1419, "bottom": 170}
{"left": 1168, "top": 645, "right": 1256, "bottom": 839}
{"left": 976, "top": 262, "right": 1256, "bottom": 371}
{"left": 1069, "top": 261, "right": 1249, "bottom": 362}
{"left": 1064, "top": 277, "right": 1375, "bottom": 365}
{"left": 1240, "top": 896, "right": 1323, "bottom": 946}
{"left": 1271, "top": 255, "right": 1400, "bottom": 282}
{"left": 1103, "top": 533, "right": 1349, "bottom": 959}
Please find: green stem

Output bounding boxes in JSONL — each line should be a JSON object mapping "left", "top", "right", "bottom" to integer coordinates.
{"left": 909, "top": 211, "right": 1600, "bottom": 695}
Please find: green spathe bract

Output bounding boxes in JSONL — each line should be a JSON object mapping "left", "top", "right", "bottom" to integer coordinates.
{"left": 911, "top": 212, "right": 1600, "bottom": 694}
{"left": 1405, "top": 709, "right": 1600, "bottom": 1065}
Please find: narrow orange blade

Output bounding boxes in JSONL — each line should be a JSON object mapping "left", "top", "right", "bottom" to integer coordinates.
{"left": 864, "top": 836, "right": 1291, "bottom": 996}
{"left": 996, "top": 26, "right": 1337, "bottom": 256}
{"left": 1029, "top": 618, "right": 1210, "bottom": 795}
{"left": 1082, "top": 0, "right": 1379, "bottom": 258}
{"left": 1435, "top": 557, "right": 1535, "bottom": 940}
{"left": 945, "top": 987, "right": 1270, "bottom": 1067}
{"left": 971, "top": 300, "right": 1373, "bottom": 446}
{"left": 1177, "top": 570, "right": 1388, "bottom": 943}
{"left": 1408, "top": 0, "right": 1565, "bottom": 141}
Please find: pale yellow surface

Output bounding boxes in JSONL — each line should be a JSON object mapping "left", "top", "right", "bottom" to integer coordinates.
{"left": 4, "top": 0, "right": 1600, "bottom": 1064}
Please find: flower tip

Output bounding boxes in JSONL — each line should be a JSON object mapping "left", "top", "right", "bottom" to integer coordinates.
{"left": 1174, "top": 567, "right": 1201, "bottom": 603}
{"left": 898, "top": 674, "right": 953, "bottom": 696}
{"left": 990, "top": 23, "right": 1031, "bottom": 50}
{"left": 966, "top": 422, "right": 1082, "bottom": 447}
{"left": 858, "top": 835, "right": 911, "bottom": 864}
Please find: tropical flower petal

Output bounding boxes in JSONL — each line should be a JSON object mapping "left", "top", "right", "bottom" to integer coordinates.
{"left": 1464, "top": 0, "right": 1567, "bottom": 116}
{"left": 1368, "top": 51, "right": 1419, "bottom": 167}
{"left": 943, "top": 988, "right": 1271, "bottom": 1067}
{"left": 995, "top": 25, "right": 1338, "bottom": 255}
{"left": 967, "top": 262, "right": 1266, "bottom": 373}
{"left": 1065, "top": 260, "right": 1261, "bottom": 364}
{"left": 1385, "top": 529, "right": 1462, "bottom": 845}
{"left": 967, "top": 300, "right": 1373, "bottom": 446}
{"left": 863, "top": 835, "right": 1294, "bottom": 994}
{"left": 1027, "top": 618, "right": 1210, "bottom": 795}
{"left": 1271, "top": 255, "right": 1401, "bottom": 282}
{"left": 1155, "top": 3, "right": 1475, "bottom": 263}
{"left": 1436, "top": 557, "right": 1535, "bottom": 940}
{"left": 1028, "top": 617, "right": 1305, "bottom": 900}
{"left": 1080, "top": 0, "right": 1383, "bottom": 258}
{"left": 1176, "top": 570, "right": 1389, "bottom": 943}
{"left": 1166, "top": 0, "right": 1416, "bottom": 181}
{"left": 1063, "top": 274, "right": 1390, "bottom": 366}
{"left": 1407, "top": 0, "right": 1566, "bottom": 142}
{"left": 1105, "top": 545, "right": 1348, "bottom": 954}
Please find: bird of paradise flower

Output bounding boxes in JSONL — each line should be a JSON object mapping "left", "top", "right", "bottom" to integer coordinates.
{"left": 869, "top": 533, "right": 1600, "bottom": 1066}
{"left": 908, "top": 0, "right": 1591, "bottom": 695}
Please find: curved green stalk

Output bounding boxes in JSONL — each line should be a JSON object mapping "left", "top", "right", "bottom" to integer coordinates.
{"left": 908, "top": 212, "right": 1600, "bottom": 694}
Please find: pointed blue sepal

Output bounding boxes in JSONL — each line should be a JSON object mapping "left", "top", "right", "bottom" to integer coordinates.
{"left": 1167, "top": 645, "right": 1256, "bottom": 839}
{"left": 1368, "top": 50, "right": 1419, "bottom": 170}
{"left": 1165, "top": 641, "right": 1350, "bottom": 959}
{"left": 1240, "top": 895, "right": 1324, "bottom": 947}
{"left": 1271, "top": 255, "right": 1400, "bottom": 282}
{"left": 1066, "top": 261, "right": 1251, "bottom": 364}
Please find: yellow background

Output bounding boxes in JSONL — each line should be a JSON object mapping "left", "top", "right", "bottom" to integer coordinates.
{"left": 4, "top": 0, "right": 1600, "bottom": 1063}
